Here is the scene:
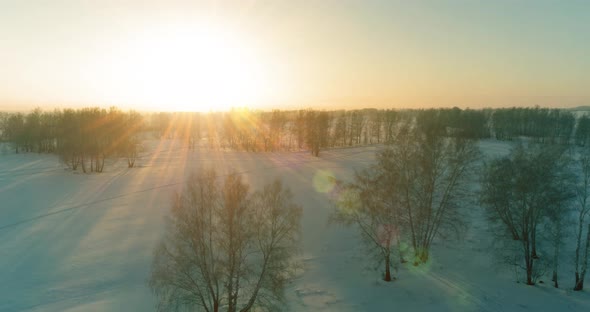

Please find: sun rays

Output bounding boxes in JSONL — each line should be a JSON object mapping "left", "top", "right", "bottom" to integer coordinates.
{"left": 102, "top": 21, "right": 276, "bottom": 112}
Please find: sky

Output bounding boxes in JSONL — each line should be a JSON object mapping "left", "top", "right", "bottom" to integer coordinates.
{"left": 1, "top": 0, "right": 589, "bottom": 112}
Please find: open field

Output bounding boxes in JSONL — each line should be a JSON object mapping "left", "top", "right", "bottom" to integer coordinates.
{"left": 1, "top": 139, "right": 589, "bottom": 311}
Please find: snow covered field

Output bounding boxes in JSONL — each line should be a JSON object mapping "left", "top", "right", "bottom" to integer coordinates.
{"left": 1, "top": 139, "right": 589, "bottom": 311}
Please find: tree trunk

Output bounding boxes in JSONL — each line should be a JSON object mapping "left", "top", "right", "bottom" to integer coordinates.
{"left": 128, "top": 156, "right": 135, "bottom": 168}
{"left": 575, "top": 223, "right": 590, "bottom": 290}
{"left": 415, "top": 247, "right": 429, "bottom": 265}
{"left": 526, "top": 263, "right": 534, "bottom": 285}
{"left": 574, "top": 274, "right": 584, "bottom": 291}
{"left": 531, "top": 228, "right": 539, "bottom": 259}
{"left": 97, "top": 155, "right": 105, "bottom": 172}
{"left": 81, "top": 154, "right": 87, "bottom": 173}
{"left": 574, "top": 218, "right": 585, "bottom": 290}
{"left": 525, "top": 238, "right": 534, "bottom": 285}
{"left": 553, "top": 223, "right": 561, "bottom": 288}
{"left": 510, "top": 228, "right": 520, "bottom": 241}
{"left": 384, "top": 253, "right": 392, "bottom": 282}
{"left": 397, "top": 236, "right": 407, "bottom": 263}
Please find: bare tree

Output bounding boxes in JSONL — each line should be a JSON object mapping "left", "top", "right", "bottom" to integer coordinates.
{"left": 369, "top": 110, "right": 383, "bottom": 144}
{"left": 349, "top": 111, "right": 365, "bottom": 146}
{"left": 333, "top": 165, "right": 403, "bottom": 282}
{"left": 305, "top": 110, "right": 330, "bottom": 157}
{"left": 293, "top": 110, "right": 306, "bottom": 150}
{"left": 149, "top": 168, "right": 302, "bottom": 312}
{"left": 574, "top": 148, "right": 590, "bottom": 290}
{"left": 120, "top": 111, "right": 143, "bottom": 168}
{"left": 378, "top": 122, "right": 480, "bottom": 264}
{"left": 383, "top": 110, "right": 399, "bottom": 144}
{"left": 545, "top": 157, "right": 575, "bottom": 288}
{"left": 334, "top": 123, "right": 479, "bottom": 283}
{"left": 332, "top": 111, "right": 348, "bottom": 147}
{"left": 481, "top": 144, "right": 568, "bottom": 285}
{"left": 268, "top": 110, "right": 287, "bottom": 151}
{"left": 4, "top": 113, "right": 25, "bottom": 153}
{"left": 408, "top": 132, "right": 480, "bottom": 263}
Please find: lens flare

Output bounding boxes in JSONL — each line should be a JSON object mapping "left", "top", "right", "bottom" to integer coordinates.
{"left": 312, "top": 170, "right": 336, "bottom": 194}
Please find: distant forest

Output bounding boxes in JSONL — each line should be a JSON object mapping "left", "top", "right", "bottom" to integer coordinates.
{"left": 1, "top": 106, "right": 589, "bottom": 172}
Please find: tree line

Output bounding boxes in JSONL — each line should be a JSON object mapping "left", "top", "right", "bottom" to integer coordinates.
{"left": 145, "top": 107, "right": 590, "bottom": 155}
{"left": 492, "top": 107, "right": 581, "bottom": 144}
{"left": 0, "top": 107, "right": 143, "bottom": 172}
{"left": 2, "top": 106, "right": 589, "bottom": 166}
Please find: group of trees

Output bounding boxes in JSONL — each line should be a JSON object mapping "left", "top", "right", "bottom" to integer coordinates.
{"left": 330, "top": 109, "right": 401, "bottom": 147}
{"left": 199, "top": 108, "right": 376, "bottom": 155}
{"left": 415, "top": 107, "right": 589, "bottom": 145}
{"left": 148, "top": 108, "right": 399, "bottom": 156}
{"left": 480, "top": 144, "right": 590, "bottom": 289}
{"left": 333, "top": 120, "right": 480, "bottom": 281}
{"left": 148, "top": 134, "right": 589, "bottom": 312}
{"left": 330, "top": 111, "right": 590, "bottom": 290}
{"left": 0, "top": 108, "right": 57, "bottom": 154}
{"left": 58, "top": 107, "right": 144, "bottom": 171}
{"left": 4, "top": 106, "right": 589, "bottom": 161}
{"left": 0, "top": 107, "right": 143, "bottom": 171}
{"left": 149, "top": 112, "right": 201, "bottom": 150}
{"left": 416, "top": 108, "right": 490, "bottom": 139}
{"left": 148, "top": 107, "right": 491, "bottom": 157}
{"left": 575, "top": 114, "right": 590, "bottom": 146}
{"left": 202, "top": 107, "right": 589, "bottom": 156}
{"left": 150, "top": 169, "right": 302, "bottom": 312}
{"left": 492, "top": 107, "right": 579, "bottom": 144}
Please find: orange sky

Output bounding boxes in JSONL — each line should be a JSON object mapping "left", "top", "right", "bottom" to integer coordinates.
{"left": 1, "top": 1, "right": 589, "bottom": 112}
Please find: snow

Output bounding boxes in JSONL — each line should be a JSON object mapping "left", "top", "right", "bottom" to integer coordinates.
{"left": 0, "top": 138, "right": 589, "bottom": 311}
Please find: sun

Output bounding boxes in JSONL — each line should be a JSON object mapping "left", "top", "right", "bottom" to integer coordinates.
{"left": 106, "top": 21, "right": 274, "bottom": 112}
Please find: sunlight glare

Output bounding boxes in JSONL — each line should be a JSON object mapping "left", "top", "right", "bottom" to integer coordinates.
{"left": 110, "top": 21, "right": 273, "bottom": 112}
